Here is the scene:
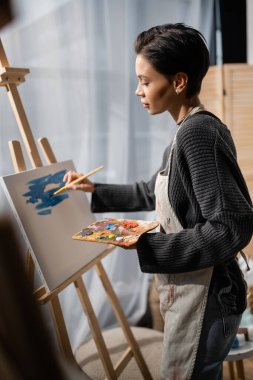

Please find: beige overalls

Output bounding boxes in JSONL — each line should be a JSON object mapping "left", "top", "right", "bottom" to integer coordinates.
{"left": 154, "top": 106, "right": 214, "bottom": 380}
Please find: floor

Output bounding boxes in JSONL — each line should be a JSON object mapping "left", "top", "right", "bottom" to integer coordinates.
{"left": 223, "top": 357, "right": 253, "bottom": 380}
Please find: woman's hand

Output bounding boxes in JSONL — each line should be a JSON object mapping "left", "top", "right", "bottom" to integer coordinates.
{"left": 63, "top": 171, "right": 95, "bottom": 193}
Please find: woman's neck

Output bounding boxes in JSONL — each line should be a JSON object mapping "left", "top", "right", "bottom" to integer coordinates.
{"left": 172, "top": 97, "right": 203, "bottom": 124}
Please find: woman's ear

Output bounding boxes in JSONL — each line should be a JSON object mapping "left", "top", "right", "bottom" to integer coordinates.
{"left": 174, "top": 72, "right": 188, "bottom": 95}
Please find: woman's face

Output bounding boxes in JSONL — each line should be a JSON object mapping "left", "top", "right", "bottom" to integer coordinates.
{"left": 135, "top": 54, "right": 174, "bottom": 115}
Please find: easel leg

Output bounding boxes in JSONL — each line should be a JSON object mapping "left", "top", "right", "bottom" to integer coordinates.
{"left": 38, "top": 137, "right": 57, "bottom": 164}
{"left": 74, "top": 277, "right": 117, "bottom": 380}
{"left": 227, "top": 361, "right": 236, "bottom": 380}
{"left": 95, "top": 261, "right": 153, "bottom": 380}
{"left": 7, "top": 83, "right": 42, "bottom": 168}
{"left": 235, "top": 360, "right": 245, "bottom": 380}
{"left": 48, "top": 295, "right": 76, "bottom": 366}
{"left": 8, "top": 140, "right": 27, "bottom": 173}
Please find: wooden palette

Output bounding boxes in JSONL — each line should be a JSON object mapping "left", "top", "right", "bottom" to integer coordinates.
{"left": 72, "top": 218, "right": 159, "bottom": 247}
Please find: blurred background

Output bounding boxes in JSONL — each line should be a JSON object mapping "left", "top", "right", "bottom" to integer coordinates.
{"left": 0, "top": 0, "right": 252, "bottom": 353}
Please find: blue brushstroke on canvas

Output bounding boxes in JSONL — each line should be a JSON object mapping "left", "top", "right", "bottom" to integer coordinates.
{"left": 22, "top": 170, "right": 69, "bottom": 215}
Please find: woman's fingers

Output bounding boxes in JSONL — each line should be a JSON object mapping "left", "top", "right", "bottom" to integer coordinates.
{"left": 63, "top": 170, "right": 83, "bottom": 184}
{"left": 62, "top": 171, "right": 95, "bottom": 192}
{"left": 67, "top": 175, "right": 95, "bottom": 193}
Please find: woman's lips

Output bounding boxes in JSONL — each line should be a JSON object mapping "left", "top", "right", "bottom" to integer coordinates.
{"left": 142, "top": 103, "right": 150, "bottom": 108}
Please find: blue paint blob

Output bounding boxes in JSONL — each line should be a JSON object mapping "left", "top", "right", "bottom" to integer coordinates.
{"left": 22, "top": 169, "right": 69, "bottom": 215}
{"left": 38, "top": 209, "right": 51, "bottom": 215}
{"left": 105, "top": 223, "right": 115, "bottom": 230}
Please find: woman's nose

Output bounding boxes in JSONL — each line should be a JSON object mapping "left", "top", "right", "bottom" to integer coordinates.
{"left": 135, "top": 83, "right": 143, "bottom": 96}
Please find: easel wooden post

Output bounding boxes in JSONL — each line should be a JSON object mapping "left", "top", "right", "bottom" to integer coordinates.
{"left": 0, "top": 39, "right": 153, "bottom": 379}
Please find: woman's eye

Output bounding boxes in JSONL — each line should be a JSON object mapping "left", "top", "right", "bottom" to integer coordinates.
{"left": 142, "top": 82, "right": 149, "bottom": 86}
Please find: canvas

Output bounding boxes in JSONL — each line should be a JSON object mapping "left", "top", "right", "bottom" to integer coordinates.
{"left": 0, "top": 160, "right": 107, "bottom": 291}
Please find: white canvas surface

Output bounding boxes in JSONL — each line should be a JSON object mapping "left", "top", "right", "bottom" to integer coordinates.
{"left": 0, "top": 160, "right": 107, "bottom": 291}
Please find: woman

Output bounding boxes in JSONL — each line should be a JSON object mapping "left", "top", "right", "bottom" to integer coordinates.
{"left": 64, "top": 23, "right": 253, "bottom": 380}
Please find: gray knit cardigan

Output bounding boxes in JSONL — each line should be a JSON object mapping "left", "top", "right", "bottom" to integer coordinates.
{"left": 91, "top": 111, "right": 253, "bottom": 315}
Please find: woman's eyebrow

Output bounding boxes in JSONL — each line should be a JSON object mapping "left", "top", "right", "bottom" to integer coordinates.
{"left": 138, "top": 75, "right": 149, "bottom": 80}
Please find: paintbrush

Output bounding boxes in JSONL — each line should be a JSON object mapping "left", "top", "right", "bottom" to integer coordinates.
{"left": 51, "top": 165, "right": 104, "bottom": 196}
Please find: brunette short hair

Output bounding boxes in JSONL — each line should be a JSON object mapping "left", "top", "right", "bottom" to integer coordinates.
{"left": 134, "top": 23, "right": 210, "bottom": 97}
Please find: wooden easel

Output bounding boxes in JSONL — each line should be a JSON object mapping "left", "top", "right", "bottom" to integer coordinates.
{"left": 0, "top": 39, "right": 153, "bottom": 380}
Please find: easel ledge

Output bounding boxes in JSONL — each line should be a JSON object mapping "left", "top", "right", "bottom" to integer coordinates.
{"left": 0, "top": 38, "right": 153, "bottom": 379}
{"left": 0, "top": 67, "right": 30, "bottom": 85}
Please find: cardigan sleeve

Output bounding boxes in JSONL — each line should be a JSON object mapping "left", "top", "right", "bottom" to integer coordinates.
{"left": 136, "top": 118, "right": 253, "bottom": 274}
{"left": 91, "top": 144, "right": 171, "bottom": 213}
